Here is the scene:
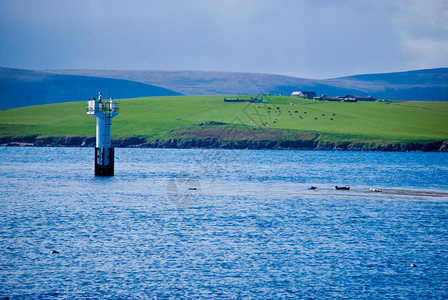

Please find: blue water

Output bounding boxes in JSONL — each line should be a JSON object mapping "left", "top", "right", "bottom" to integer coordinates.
{"left": 1, "top": 147, "right": 448, "bottom": 299}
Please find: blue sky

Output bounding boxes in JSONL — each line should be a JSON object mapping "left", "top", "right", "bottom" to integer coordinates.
{"left": 0, "top": 0, "right": 447, "bottom": 78}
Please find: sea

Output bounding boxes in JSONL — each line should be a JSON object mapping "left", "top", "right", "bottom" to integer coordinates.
{"left": 1, "top": 147, "right": 448, "bottom": 299}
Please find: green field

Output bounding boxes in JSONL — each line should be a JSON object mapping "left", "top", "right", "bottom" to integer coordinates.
{"left": 1, "top": 95, "right": 448, "bottom": 147}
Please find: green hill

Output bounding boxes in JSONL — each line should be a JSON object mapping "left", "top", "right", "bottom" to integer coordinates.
{"left": 1, "top": 95, "right": 447, "bottom": 151}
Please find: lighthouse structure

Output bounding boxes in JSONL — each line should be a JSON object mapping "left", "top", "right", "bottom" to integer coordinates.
{"left": 86, "top": 92, "right": 119, "bottom": 176}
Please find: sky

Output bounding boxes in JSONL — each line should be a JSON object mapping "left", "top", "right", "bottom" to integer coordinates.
{"left": 0, "top": 0, "right": 447, "bottom": 79}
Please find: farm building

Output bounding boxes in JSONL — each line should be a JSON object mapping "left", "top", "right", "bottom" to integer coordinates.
{"left": 224, "top": 97, "right": 266, "bottom": 103}
{"left": 313, "top": 95, "right": 340, "bottom": 101}
{"left": 339, "top": 95, "right": 376, "bottom": 102}
{"left": 291, "top": 91, "right": 317, "bottom": 99}
{"left": 313, "top": 94, "right": 376, "bottom": 102}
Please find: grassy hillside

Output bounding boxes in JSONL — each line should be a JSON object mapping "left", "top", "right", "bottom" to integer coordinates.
{"left": 1, "top": 95, "right": 447, "bottom": 149}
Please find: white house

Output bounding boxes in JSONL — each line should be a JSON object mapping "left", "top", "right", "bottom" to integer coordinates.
{"left": 291, "top": 91, "right": 317, "bottom": 99}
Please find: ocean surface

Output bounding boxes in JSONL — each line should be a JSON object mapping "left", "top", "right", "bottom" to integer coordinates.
{"left": 1, "top": 147, "right": 448, "bottom": 299}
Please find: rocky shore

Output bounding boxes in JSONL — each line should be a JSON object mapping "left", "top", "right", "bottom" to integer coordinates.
{"left": 1, "top": 135, "right": 447, "bottom": 152}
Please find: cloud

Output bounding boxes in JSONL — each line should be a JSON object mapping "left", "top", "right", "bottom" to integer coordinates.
{"left": 0, "top": 0, "right": 446, "bottom": 77}
{"left": 393, "top": 0, "right": 448, "bottom": 69}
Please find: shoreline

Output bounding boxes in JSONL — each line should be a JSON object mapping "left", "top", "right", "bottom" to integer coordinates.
{"left": 1, "top": 135, "right": 447, "bottom": 152}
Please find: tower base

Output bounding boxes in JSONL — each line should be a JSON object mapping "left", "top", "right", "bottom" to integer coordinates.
{"left": 95, "top": 147, "right": 114, "bottom": 176}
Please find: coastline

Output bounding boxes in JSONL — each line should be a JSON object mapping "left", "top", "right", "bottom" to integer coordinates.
{"left": 1, "top": 135, "right": 447, "bottom": 152}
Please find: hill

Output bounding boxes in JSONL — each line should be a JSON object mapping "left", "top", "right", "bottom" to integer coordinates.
{"left": 2, "top": 67, "right": 447, "bottom": 109}
{"left": 46, "top": 68, "right": 448, "bottom": 101}
{"left": 1, "top": 95, "right": 447, "bottom": 151}
{"left": 324, "top": 68, "right": 448, "bottom": 101}
{"left": 0, "top": 68, "right": 181, "bottom": 109}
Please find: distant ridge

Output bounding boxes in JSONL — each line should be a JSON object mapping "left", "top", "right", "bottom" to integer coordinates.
{"left": 46, "top": 68, "right": 448, "bottom": 101}
{"left": 324, "top": 68, "right": 448, "bottom": 101}
{"left": 1, "top": 67, "right": 447, "bottom": 109}
{"left": 0, "top": 68, "right": 181, "bottom": 109}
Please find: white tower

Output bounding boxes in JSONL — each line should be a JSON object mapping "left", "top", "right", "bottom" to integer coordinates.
{"left": 86, "top": 92, "right": 119, "bottom": 176}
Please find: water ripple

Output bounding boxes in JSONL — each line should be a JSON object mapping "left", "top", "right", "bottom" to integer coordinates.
{"left": 1, "top": 148, "right": 447, "bottom": 298}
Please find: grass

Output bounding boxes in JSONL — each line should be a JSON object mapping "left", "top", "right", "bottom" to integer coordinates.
{"left": 1, "top": 95, "right": 447, "bottom": 145}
